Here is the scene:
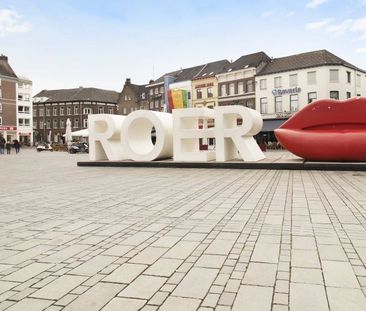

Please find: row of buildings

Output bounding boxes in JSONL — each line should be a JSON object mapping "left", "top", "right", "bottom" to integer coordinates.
{"left": 0, "top": 55, "right": 33, "bottom": 145}
{"left": 2, "top": 49, "right": 365, "bottom": 144}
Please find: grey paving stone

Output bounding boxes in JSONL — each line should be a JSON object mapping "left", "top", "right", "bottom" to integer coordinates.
{"left": 101, "top": 297, "right": 146, "bottom": 311}
{"left": 159, "top": 296, "right": 201, "bottom": 311}
{"left": 5, "top": 298, "right": 53, "bottom": 311}
{"left": 242, "top": 262, "right": 277, "bottom": 287}
{"left": 327, "top": 287, "right": 366, "bottom": 311}
{"left": 322, "top": 260, "right": 360, "bottom": 288}
{"left": 173, "top": 267, "right": 219, "bottom": 299}
{"left": 103, "top": 263, "right": 147, "bottom": 283}
{"left": 232, "top": 285, "right": 273, "bottom": 311}
{"left": 119, "top": 275, "right": 167, "bottom": 299}
{"left": 68, "top": 255, "right": 117, "bottom": 276}
{"left": 144, "top": 258, "right": 182, "bottom": 277}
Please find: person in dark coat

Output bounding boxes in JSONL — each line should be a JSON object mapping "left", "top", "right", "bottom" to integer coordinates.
{"left": 6, "top": 141, "right": 11, "bottom": 154}
{"left": 0, "top": 135, "right": 5, "bottom": 155}
{"left": 13, "top": 140, "right": 20, "bottom": 154}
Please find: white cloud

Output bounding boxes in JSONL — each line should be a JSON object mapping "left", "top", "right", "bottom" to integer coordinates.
{"left": 0, "top": 9, "right": 31, "bottom": 36}
{"left": 355, "top": 47, "right": 366, "bottom": 53}
{"left": 306, "top": 16, "right": 366, "bottom": 40}
{"left": 306, "top": 0, "right": 328, "bottom": 9}
{"left": 305, "top": 19, "right": 333, "bottom": 30}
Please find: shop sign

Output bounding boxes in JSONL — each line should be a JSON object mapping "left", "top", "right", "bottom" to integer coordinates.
{"left": 0, "top": 126, "right": 17, "bottom": 131}
{"left": 89, "top": 106, "right": 265, "bottom": 163}
{"left": 195, "top": 82, "right": 214, "bottom": 89}
{"left": 272, "top": 87, "right": 301, "bottom": 96}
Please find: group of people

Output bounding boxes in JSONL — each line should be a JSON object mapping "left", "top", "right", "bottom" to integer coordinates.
{"left": 0, "top": 136, "right": 21, "bottom": 155}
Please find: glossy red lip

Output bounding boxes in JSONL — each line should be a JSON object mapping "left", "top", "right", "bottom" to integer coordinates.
{"left": 274, "top": 98, "right": 366, "bottom": 162}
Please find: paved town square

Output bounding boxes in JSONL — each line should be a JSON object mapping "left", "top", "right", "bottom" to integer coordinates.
{"left": 0, "top": 150, "right": 366, "bottom": 310}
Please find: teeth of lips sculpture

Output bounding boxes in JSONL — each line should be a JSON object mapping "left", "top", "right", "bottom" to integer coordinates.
{"left": 274, "top": 97, "right": 366, "bottom": 162}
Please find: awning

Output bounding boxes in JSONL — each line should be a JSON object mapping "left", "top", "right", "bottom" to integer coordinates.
{"left": 262, "top": 119, "right": 287, "bottom": 132}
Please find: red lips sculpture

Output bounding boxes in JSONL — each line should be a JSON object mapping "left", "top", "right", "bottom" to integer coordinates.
{"left": 274, "top": 97, "right": 366, "bottom": 162}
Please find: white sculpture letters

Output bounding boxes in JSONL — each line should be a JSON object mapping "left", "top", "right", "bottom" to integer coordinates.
{"left": 89, "top": 106, "right": 265, "bottom": 162}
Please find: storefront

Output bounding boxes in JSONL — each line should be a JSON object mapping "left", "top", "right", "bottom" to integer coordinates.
{"left": 0, "top": 126, "right": 17, "bottom": 143}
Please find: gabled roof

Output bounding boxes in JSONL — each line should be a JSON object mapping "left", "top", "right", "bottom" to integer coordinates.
{"left": 34, "top": 87, "right": 120, "bottom": 103}
{"left": 257, "top": 49, "right": 365, "bottom": 76}
{"left": 225, "top": 52, "right": 271, "bottom": 72}
{"left": 0, "top": 55, "right": 17, "bottom": 78}
{"left": 192, "top": 59, "right": 230, "bottom": 80}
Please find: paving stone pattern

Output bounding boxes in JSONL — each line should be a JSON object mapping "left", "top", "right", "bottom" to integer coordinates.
{"left": 0, "top": 150, "right": 365, "bottom": 310}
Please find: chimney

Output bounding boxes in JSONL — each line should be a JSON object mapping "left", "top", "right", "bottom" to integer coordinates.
{"left": 125, "top": 78, "right": 131, "bottom": 85}
{"left": 149, "top": 79, "right": 154, "bottom": 84}
{"left": 0, "top": 54, "right": 8, "bottom": 62}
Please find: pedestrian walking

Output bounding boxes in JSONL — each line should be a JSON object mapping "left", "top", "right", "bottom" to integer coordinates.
{"left": 5, "top": 141, "right": 11, "bottom": 154}
{"left": 0, "top": 135, "right": 5, "bottom": 155}
{"left": 13, "top": 140, "right": 20, "bottom": 154}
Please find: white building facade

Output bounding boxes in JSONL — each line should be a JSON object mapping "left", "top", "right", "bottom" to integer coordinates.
{"left": 16, "top": 76, "right": 33, "bottom": 145}
{"left": 253, "top": 50, "right": 366, "bottom": 140}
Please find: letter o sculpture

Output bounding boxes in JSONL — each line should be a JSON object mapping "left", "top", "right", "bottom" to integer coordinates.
{"left": 121, "top": 110, "right": 173, "bottom": 161}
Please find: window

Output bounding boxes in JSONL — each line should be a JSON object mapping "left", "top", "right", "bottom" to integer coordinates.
{"left": 246, "top": 80, "right": 254, "bottom": 92}
{"left": 220, "top": 84, "right": 226, "bottom": 96}
{"left": 108, "top": 107, "right": 113, "bottom": 114}
{"left": 83, "top": 119, "right": 88, "bottom": 128}
{"left": 39, "top": 108, "right": 44, "bottom": 116}
{"left": 229, "top": 83, "right": 235, "bottom": 95}
{"left": 329, "top": 69, "right": 339, "bottom": 82}
{"left": 53, "top": 107, "right": 57, "bottom": 116}
{"left": 274, "top": 77, "right": 282, "bottom": 88}
{"left": 356, "top": 74, "right": 361, "bottom": 87}
{"left": 141, "top": 93, "right": 145, "bottom": 99}
{"left": 124, "top": 95, "right": 128, "bottom": 101}
{"left": 238, "top": 82, "right": 244, "bottom": 94}
{"left": 53, "top": 119, "right": 58, "bottom": 129}
{"left": 0, "top": 103, "right": 2, "bottom": 113}
{"left": 207, "top": 87, "right": 213, "bottom": 98}
{"left": 290, "top": 94, "right": 299, "bottom": 112}
{"left": 160, "top": 86, "right": 164, "bottom": 94}
{"left": 123, "top": 107, "right": 127, "bottom": 114}
{"left": 60, "top": 107, "right": 64, "bottom": 115}
{"left": 330, "top": 91, "right": 339, "bottom": 100}
{"left": 260, "top": 79, "right": 267, "bottom": 90}
{"left": 346, "top": 92, "right": 351, "bottom": 99}
{"left": 155, "top": 101, "right": 159, "bottom": 108}
{"left": 196, "top": 89, "right": 202, "bottom": 99}
{"left": 74, "top": 106, "right": 79, "bottom": 115}
{"left": 154, "top": 88, "right": 159, "bottom": 95}
{"left": 83, "top": 107, "right": 92, "bottom": 114}
{"left": 46, "top": 108, "right": 50, "bottom": 116}
{"left": 18, "top": 94, "right": 23, "bottom": 101}
{"left": 74, "top": 119, "right": 79, "bottom": 128}
{"left": 308, "top": 92, "right": 317, "bottom": 104}
{"left": 307, "top": 71, "right": 316, "bottom": 85}
{"left": 25, "top": 119, "right": 30, "bottom": 126}
{"left": 24, "top": 106, "right": 30, "bottom": 114}
{"left": 289, "top": 74, "right": 297, "bottom": 87}
{"left": 275, "top": 96, "right": 283, "bottom": 112}
{"left": 0, "top": 116, "right": 2, "bottom": 125}
{"left": 60, "top": 119, "right": 65, "bottom": 128}
{"left": 347, "top": 71, "right": 351, "bottom": 83}
{"left": 149, "top": 89, "right": 153, "bottom": 96}
{"left": 39, "top": 122, "right": 44, "bottom": 129}
{"left": 149, "top": 102, "right": 153, "bottom": 109}
{"left": 98, "top": 107, "right": 104, "bottom": 114}
{"left": 24, "top": 94, "right": 30, "bottom": 101}
{"left": 18, "top": 106, "right": 24, "bottom": 113}
{"left": 187, "top": 92, "right": 191, "bottom": 100}
{"left": 67, "top": 107, "right": 71, "bottom": 115}
{"left": 46, "top": 120, "right": 51, "bottom": 129}
{"left": 18, "top": 119, "right": 24, "bottom": 126}
{"left": 260, "top": 97, "right": 268, "bottom": 114}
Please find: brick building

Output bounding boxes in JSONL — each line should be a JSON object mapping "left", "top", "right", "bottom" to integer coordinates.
{"left": 0, "top": 55, "right": 18, "bottom": 142}
{"left": 118, "top": 79, "right": 148, "bottom": 115}
{"left": 33, "top": 87, "right": 119, "bottom": 143}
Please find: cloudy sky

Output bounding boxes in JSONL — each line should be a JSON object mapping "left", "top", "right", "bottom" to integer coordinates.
{"left": 1, "top": 0, "right": 366, "bottom": 94}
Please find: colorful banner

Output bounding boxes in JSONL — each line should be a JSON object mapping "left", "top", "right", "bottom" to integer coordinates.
{"left": 168, "top": 89, "right": 189, "bottom": 111}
